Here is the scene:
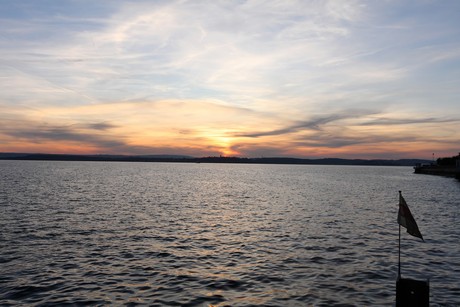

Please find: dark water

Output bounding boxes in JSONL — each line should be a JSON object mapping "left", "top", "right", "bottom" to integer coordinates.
{"left": 1, "top": 161, "right": 459, "bottom": 306}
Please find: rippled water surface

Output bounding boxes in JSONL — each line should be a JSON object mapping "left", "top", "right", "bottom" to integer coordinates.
{"left": 1, "top": 161, "right": 459, "bottom": 306}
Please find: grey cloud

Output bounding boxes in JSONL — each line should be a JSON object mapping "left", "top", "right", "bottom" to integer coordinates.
{"left": 292, "top": 134, "right": 410, "bottom": 149}
{"left": 236, "top": 109, "right": 379, "bottom": 138}
{"left": 84, "top": 122, "right": 118, "bottom": 130}
{"left": 177, "top": 129, "right": 193, "bottom": 135}
{"left": 1, "top": 120, "right": 218, "bottom": 156}
{"left": 360, "top": 117, "right": 460, "bottom": 126}
{"left": 6, "top": 126, "right": 126, "bottom": 149}
{"left": 291, "top": 129, "right": 460, "bottom": 149}
{"left": 235, "top": 110, "right": 459, "bottom": 142}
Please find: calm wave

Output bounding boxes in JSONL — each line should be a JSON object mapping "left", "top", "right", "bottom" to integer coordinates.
{"left": 1, "top": 161, "right": 459, "bottom": 306}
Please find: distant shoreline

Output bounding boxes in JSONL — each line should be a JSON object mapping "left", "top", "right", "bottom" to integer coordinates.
{"left": 0, "top": 152, "right": 429, "bottom": 167}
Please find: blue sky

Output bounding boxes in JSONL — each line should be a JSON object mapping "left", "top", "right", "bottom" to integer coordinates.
{"left": 1, "top": 0, "right": 459, "bottom": 158}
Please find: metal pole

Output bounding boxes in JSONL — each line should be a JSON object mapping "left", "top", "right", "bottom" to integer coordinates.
{"left": 398, "top": 223, "right": 401, "bottom": 278}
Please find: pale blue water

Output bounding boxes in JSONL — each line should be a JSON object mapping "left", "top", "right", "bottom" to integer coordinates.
{"left": 1, "top": 161, "right": 459, "bottom": 306}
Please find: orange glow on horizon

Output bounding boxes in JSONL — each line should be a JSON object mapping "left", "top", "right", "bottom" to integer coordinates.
{"left": 1, "top": 141, "right": 457, "bottom": 160}
{"left": 1, "top": 100, "right": 458, "bottom": 159}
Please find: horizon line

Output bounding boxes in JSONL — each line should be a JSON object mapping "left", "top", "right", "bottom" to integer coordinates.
{"left": 0, "top": 151, "right": 436, "bottom": 161}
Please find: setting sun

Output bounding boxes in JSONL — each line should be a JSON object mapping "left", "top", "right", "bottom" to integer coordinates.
{"left": 1, "top": 1, "right": 459, "bottom": 159}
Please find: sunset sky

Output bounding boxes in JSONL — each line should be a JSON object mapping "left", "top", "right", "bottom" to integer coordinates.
{"left": 1, "top": 0, "right": 459, "bottom": 159}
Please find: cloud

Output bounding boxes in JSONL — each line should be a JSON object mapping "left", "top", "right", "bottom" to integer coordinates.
{"left": 0, "top": 0, "right": 451, "bottom": 111}
{"left": 361, "top": 117, "right": 460, "bottom": 126}
{"left": 4, "top": 0, "right": 366, "bottom": 106}
{"left": 84, "top": 122, "right": 118, "bottom": 130}
{"left": 5, "top": 125, "right": 126, "bottom": 148}
{"left": 236, "top": 109, "right": 379, "bottom": 138}
{"left": 1, "top": 1, "right": 460, "bottom": 158}
{"left": 0, "top": 98, "right": 272, "bottom": 155}
{"left": 0, "top": 118, "right": 221, "bottom": 156}
{"left": 293, "top": 132, "right": 416, "bottom": 149}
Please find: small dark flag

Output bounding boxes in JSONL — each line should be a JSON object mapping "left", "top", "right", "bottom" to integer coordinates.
{"left": 398, "top": 191, "right": 424, "bottom": 241}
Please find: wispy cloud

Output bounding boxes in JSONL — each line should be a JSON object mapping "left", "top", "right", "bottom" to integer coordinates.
{"left": 1, "top": 0, "right": 460, "bottom": 158}
{"left": 361, "top": 117, "right": 460, "bottom": 126}
{"left": 6, "top": 125, "right": 123, "bottom": 147}
{"left": 236, "top": 109, "right": 380, "bottom": 138}
{"left": 83, "top": 122, "right": 119, "bottom": 131}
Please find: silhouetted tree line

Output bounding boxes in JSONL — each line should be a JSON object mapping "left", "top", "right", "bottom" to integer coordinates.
{"left": 437, "top": 153, "right": 460, "bottom": 167}
{"left": 0, "top": 153, "right": 432, "bottom": 166}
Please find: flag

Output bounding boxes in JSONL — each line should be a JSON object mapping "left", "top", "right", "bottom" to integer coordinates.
{"left": 398, "top": 191, "right": 424, "bottom": 241}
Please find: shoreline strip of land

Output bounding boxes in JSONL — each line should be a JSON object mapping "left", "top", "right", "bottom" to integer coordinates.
{"left": 0, "top": 152, "right": 430, "bottom": 167}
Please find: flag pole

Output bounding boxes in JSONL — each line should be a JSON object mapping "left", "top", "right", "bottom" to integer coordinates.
{"left": 396, "top": 190, "right": 429, "bottom": 306}
{"left": 398, "top": 190, "right": 401, "bottom": 279}
{"left": 398, "top": 223, "right": 401, "bottom": 278}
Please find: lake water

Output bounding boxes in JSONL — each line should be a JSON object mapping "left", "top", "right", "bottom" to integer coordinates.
{"left": 1, "top": 160, "right": 459, "bottom": 306}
